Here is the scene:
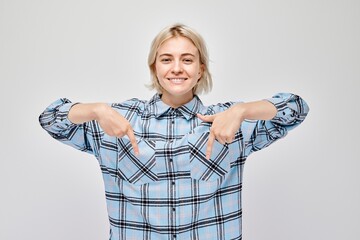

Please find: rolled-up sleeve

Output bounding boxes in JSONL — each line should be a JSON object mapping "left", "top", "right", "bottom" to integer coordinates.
{"left": 245, "top": 93, "right": 309, "bottom": 154}
{"left": 39, "top": 98, "right": 99, "bottom": 156}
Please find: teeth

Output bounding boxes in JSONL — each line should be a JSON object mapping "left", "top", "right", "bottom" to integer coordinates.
{"left": 169, "top": 78, "right": 186, "bottom": 83}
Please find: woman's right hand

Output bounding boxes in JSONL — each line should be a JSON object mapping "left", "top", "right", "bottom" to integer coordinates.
{"left": 69, "top": 103, "right": 139, "bottom": 155}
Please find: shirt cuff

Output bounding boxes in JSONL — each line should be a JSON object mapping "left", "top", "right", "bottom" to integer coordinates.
{"left": 49, "top": 99, "right": 80, "bottom": 130}
{"left": 60, "top": 102, "right": 80, "bottom": 124}
{"left": 264, "top": 94, "right": 296, "bottom": 124}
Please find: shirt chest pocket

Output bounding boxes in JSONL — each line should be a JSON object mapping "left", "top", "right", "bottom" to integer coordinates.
{"left": 188, "top": 132, "right": 241, "bottom": 182}
{"left": 117, "top": 138, "right": 158, "bottom": 185}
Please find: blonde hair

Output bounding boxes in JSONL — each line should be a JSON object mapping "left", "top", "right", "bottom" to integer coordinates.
{"left": 147, "top": 23, "right": 212, "bottom": 95}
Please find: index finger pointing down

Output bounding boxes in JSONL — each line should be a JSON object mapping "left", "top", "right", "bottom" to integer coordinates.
{"left": 206, "top": 132, "right": 215, "bottom": 160}
{"left": 127, "top": 128, "right": 139, "bottom": 156}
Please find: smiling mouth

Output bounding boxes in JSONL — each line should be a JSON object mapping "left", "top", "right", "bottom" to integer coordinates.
{"left": 167, "top": 78, "right": 188, "bottom": 83}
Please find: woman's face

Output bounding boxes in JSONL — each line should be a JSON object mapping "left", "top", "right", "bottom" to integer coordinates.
{"left": 155, "top": 36, "right": 203, "bottom": 106}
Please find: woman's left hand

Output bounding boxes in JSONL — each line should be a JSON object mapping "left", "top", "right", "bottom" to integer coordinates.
{"left": 197, "top": 100, "right": 277, "bottom": 160}
{"left": 197, "top": 104, "right": 245, "bottom": 160}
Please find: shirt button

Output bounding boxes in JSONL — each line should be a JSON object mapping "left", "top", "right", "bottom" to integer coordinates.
{"left": 169, "top": 158, "right": 173, "bottom": 162}
{"left": 172, "top": 207, "right": 176, "bottom": 211}
{"left": 173, "top": 235, "right": 176, "bottom": 239}
{"left": 171, "top": 120, "right": 175, "bottom": 124}
{"left": 172, "top": 181, "right": 175, "bottom": 185}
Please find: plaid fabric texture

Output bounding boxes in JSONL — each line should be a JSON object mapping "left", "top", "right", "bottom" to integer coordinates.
{"left": 39, "top": 93, "right": 309, "bottom": 240}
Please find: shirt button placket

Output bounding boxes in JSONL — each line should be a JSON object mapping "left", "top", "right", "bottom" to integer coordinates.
{"left": 170, "top": 110, "right": 177, "bottom": 238}
{"left": 171, "top": 110, "right": 176, "bottom": 134}
{"left": 170, "top": 152, "right": 177, "bottom": 236}
{"left": 171, "top": 158, "right": 177, "bottom": 238}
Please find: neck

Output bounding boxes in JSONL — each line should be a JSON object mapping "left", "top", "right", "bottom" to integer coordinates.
{"left": 161, "top": 92, "right": 194, "bottom": 108}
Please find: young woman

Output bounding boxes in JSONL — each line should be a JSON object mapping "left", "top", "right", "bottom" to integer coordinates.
{"left": 39, "top": 24, "right": 309, "bottom": 240}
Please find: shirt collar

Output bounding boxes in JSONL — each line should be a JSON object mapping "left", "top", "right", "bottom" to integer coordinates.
{"left": 148, "top": 93, "right": 204, "bottom": 120}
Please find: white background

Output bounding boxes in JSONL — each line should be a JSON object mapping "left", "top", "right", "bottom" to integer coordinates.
{"left": 1, "top": 0, "right": 359, "bottom": 239}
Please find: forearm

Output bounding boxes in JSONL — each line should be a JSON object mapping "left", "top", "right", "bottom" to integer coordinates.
{"left": 39, "top": 98, "right": 97, "bottom": 154}
{"left": 233, "top": 100, "right": 277, "bottom": 121}
{"left": 68, "top": 103, "right": 107, "bottom": 124}
{"left": 69, "top": 101, "right": 139, "bottom": 153}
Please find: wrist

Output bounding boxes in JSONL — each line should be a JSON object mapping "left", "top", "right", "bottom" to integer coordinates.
{"left": 232, "top": 103, "right": 248, "bottom": 122}
{"left": 92, "top": 103, "right": 108, "bottom": 121}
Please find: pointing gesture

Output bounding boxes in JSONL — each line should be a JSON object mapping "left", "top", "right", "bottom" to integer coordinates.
{"left": 68, "top": 103, "right": 139, "bottom": 155}
{"left": 96, "top": 106, "right": 139, "bottom": 156}
{"left": 197, "top": 105, "right": 244, "bottom": 160}
{"left": 197, "top": 101, "right": 278, "bottom": 159}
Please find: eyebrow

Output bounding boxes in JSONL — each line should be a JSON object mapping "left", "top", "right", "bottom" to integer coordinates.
{"left": 158, "top": 53, "right": 196, "bottom": 58}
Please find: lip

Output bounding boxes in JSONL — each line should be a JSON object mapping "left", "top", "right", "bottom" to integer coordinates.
{"left": 167, "top": 78, "right": 188, "bottom": 80}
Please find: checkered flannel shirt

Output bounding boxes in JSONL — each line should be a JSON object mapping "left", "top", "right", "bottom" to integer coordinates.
{"left": 39, "top": 93, "right": 309, "bottom": 240}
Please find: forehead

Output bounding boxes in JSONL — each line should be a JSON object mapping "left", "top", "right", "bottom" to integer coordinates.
{"left": 157, "top": 36, "right": 199, "bottom": 55}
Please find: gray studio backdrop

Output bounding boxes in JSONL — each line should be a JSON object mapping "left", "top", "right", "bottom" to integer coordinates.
{"left": 1, "top": 0, "right": 359, "bottom": 239}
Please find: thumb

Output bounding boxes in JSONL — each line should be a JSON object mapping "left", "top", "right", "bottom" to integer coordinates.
{"left": 197, "top": 113, "right": 216, "bottom": 122}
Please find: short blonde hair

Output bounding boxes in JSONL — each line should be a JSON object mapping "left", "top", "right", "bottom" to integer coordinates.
{"left": 147, "top": 23, "right": 212, "bottom": 95}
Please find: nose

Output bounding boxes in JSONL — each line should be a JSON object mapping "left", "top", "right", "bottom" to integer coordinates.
{"left": 171, "top": 60, "right": 183, "bottom": 74}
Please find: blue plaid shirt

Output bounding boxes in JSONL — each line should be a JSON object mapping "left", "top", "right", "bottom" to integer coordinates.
{"left": 39, "top": 93, "right": 309, "bottom": 240}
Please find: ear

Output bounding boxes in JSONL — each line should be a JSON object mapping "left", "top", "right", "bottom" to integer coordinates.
{"left": 198, "top": 64, "right": 205, "bottom": 81}
{"left": 152, "top": 64, "right": 159, "bottom": 80}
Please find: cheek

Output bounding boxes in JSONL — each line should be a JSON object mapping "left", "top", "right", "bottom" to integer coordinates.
{"left": 187, "top": 65, "right": 201, "bottom": 76}
{"left": 155, "top": 63, "right": 168, "bottom": 77}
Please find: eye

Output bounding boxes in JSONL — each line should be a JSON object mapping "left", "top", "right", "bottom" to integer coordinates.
{"left": 160, "top": 58, "right": 171, "bottom": 63}
{"left": 183, "top": 58, "right": 193, "bottom": 64}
